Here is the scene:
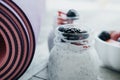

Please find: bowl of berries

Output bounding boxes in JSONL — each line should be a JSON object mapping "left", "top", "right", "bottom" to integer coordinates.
{"left": 95, "top": 30, "right": 120, "bottom": 71}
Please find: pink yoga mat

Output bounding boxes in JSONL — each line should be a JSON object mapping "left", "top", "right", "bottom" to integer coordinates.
{"left": 0, "top": 0, "right": 42, "bottom": 79}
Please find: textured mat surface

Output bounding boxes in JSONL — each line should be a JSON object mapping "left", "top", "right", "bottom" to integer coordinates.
{"left": 0, "top": 0, "right": 39, "bottom": 79}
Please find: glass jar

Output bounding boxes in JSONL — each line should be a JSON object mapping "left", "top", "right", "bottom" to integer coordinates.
{"left": 47, "top": 24, "right": 98, "bottom": 80}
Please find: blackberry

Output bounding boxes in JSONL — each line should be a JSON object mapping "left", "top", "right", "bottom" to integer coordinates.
{"left": 99, "top": 31, "right": 111, "bottom": 41}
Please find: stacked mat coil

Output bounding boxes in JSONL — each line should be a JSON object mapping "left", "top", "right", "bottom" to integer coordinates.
{"left": 0, "top": 0, "right": 36, "bottom": 79}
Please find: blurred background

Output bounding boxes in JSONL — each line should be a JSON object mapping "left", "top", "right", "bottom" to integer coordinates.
{"left": 38, "top": 0, "right": 120, "bottom": 43}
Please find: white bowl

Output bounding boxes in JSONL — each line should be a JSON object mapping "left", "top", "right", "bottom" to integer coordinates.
{"left": 95, "top": 31, "right": 120, "bottom": 71}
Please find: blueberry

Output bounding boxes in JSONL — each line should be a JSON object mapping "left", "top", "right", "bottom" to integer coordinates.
{"left": 58, "top": 27, "right": 65, "bottom": 32}
{"left": 66, "top": 9, "right": 78, "bottom": 17}
{"left": 99, "top": 31, "right": 111, "bottom": 41}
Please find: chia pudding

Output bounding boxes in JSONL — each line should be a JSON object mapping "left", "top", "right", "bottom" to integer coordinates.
{"left": 48, "top": 24, "right": 98, "bottom": 80}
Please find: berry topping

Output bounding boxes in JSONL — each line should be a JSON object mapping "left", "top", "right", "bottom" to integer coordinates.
{"left": 58, "top": 27, "right": 65, "bottom": 32}
{"left": 99, "top": 31, "right": 111, "bottom": 41}
{"left": 58, "top": 26, "right": 89, "bottom": 40}
{"left": 66, "top": 9, "right": 78, "bottom": 17}
{"left": 64, "top": 28, "right": 83, "bottom": 33}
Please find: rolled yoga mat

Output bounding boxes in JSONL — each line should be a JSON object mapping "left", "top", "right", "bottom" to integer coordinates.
{"left": 0, "top": 0, "right": 40, "bottom": 79}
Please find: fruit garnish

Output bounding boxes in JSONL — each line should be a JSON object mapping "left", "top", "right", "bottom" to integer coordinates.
{"left": 99, "top": 31, "right": 111, "bottom": 41}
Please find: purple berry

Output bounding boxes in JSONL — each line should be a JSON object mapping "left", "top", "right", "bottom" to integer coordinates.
{"left": 58, "top": 27, "right": 65, "bottom": 32}
{"left": 67, "top": 9, "right": 78, "bottom": 17}
{"left": 99, "top": 31, "right": 111, "bottom": 41}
